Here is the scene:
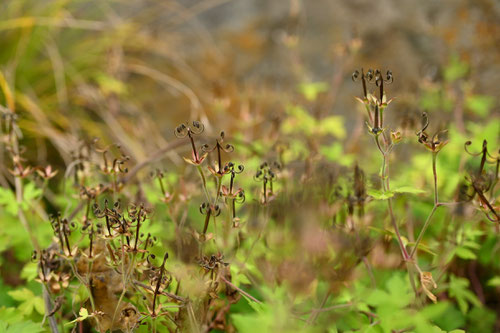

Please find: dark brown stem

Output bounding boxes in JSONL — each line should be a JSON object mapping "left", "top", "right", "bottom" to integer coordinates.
{"left": 142, "top": 233, "right": 151, "bottom": 259}
{"left": 152, "top": 253, "right": 169, "bottom": 317}
{"left": 158, "top": 176, "right": 166, "bottom": 196}
{"left": 379, "top": 79, "right": 384, "bottom": 101}
{"left": 263, "top": 179, "right": 267, "bottom": 204}
{"left": 134, "top": 207, "right": 142, "bottom": 251}
{"left": 202, "top": 210, "right": 212, "bottom": 235}
{"left": 374, "top": 105, "right": 380, "bottom": 130}
{"left": 229, "top": 173, "right": 234, "bottom": 193}
{"left": 63, "top": 232, "right": 72, "bottom": 257}
{"left": 478, "top": 142, "right": 487, "bottom": 177}
{"left": 361, "top": 68, "right": 367, "bottom": 98}
{"left": 89, "top": 229, "right": 93, "bottom": 258}
{"left": 216, "top": 142, "right": 222, "bottom": 173}
{"left": 39, "top": 254, "right": 47, "bottom": 282}
{"left": 188, "top": 132, "right": 198, "bottom": 160}
{"left": 473, "top": 184, "right": 499, "bottom": 221}
{"left": 232, "top": 199, "right": 236, "bottom": 219}
{"left": 105, "top": 215, "right": 112, "bottom": 237}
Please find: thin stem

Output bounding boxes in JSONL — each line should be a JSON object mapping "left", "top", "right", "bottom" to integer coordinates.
{"left": 410, "top": 152, "right": 440, "bottom": 258}
{"left": 197, "top": 166, "right": 212, "bottom": 203}
{"left": 63, "top": 232, "right": 72, "bottom": 257}
{"left": 410, "top": 207, "right": 436, "bottom": 256}
{"left": 263, "top": 179, "right": 267, "bottom": 204}
{"left": 134, "top": 207, "right": 142, "bottom": 251}
{"left": 387, "top": 199, "right": 410, "bottom": 260}
{"left": 214, "top": 176, "right": 223, "bottom": 206}
{"left": 112, "top": 249, "right": 136, "bottom": 325}
{"left": 152, "top": 253, "right": 169, "bottom": 317}
{"left": 306, "top": 291, "right": 331, "bottom": 326}
{"left": 363, "top": 257, "right": 376, "bottom": 287}
{"left": 374, "top": 136, "right": 409, "bottom": 260}
{"left": 42, "top": 285, "right": 60, "bottom": 333}
{"left": 157, "top": 176, "right": 166, "bottom": 196}
{"left": 68, "top": 259, "right": 95, "bottom": 312}
{"left": 188, "top": 132, "right": 198, "bottom": 160}
{"left": 229, "top": 173, "right": 234, "bottom": 193}
{"left": 216, "top": 143, "right": 222, "bottom": 173}
{"left": 202, "top": 210, "right": 212, "bottom": 236}
{"left": 219, "top": 275, "right": 262, "bottom": 304}
{"left": 432, "top": 153, "right": 438, "bottom": 205}
{"left": 232, "top": 198, "right": 236, "bottom": 219}
{"left": 105, "top": 214, "right": 112, "bottom": 237}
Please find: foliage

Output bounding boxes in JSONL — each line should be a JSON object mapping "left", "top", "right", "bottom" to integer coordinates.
{"left": 0, "top": 1, "right": 499, "bottom": 333}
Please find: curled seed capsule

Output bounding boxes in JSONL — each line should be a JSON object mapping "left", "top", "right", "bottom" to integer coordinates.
{"left": 365, "top": 69, "right": 374, "bottom": 81}
{"left": 199, "top": 202, "right": 210, "bottom": 215}
{"left": 31, "top": 251, "right": 38, "bottom": 262}
{"left": 236, "top": 191, "right": 246, "bottom": 203}
{"left": 213, "top": 205, "right": 221, "bottom": 217}
{"left": 352, "top": 70, "right": 360, "bottom": 82}
{"left": 386, "top": 70, "right": 393, "bottom": 83}
{"left": 191, "top": 121, "right": 205, "bottom": 134}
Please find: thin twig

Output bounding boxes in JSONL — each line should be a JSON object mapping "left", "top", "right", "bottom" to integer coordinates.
{"left": 219, "top": 275, "right": 262, "bottom": 304}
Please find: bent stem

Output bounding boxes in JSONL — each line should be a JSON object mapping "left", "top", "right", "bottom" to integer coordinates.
{"left": 375, "top": 136, "right": 409, "bottom": 260}
{"left": 197, "top": 165, "right": 212, "bottom": 203}
{"left": 410, "top": 152, "right": 439, "bottom": 259}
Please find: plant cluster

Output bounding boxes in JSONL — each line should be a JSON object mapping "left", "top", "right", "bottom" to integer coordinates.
{"left": 0, "top": 64, "right": 499, "bottom": 333}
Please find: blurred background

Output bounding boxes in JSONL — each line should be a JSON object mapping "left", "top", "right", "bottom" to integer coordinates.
{"left": 0, "top": 0, "right": 498, "bottom": 171}
{"left": 1, "top": 1, "right": 500, "bottom": 331}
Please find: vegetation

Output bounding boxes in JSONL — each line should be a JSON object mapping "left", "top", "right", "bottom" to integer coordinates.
{"left": 0, "top": 1, "right": 499, "bottom": 332}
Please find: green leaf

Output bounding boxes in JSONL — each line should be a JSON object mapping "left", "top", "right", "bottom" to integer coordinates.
{"left": 448, "top": 275, "right": 482, "bottom": 314}
{"left": 230, "top": 265, "right": 251, "bottom": 287}
{"left": 318, "top": 116, "right": 346, "bottom": 139}
{"left": 282, "top": 105, "right": 317, "bottom": 136}
{"left": 20, "top": 262, "right": 38, "bottom": 282}
{"left": 455, "top": 247, "right": 477, "bottom": 260}
{"left": 0, "top": 320, "right": 44, "bottom": 333}
{"left": 0, "top": 188, "right": 19, "bottom": 215}
{"left": 465, "top": 95, "right": 494, "bottom": 117}
{"left": 33, "top": 298, "right": 44, "bottom": 316}
{"left": 320, "top": 143, "right": 353, "bottom": 166}
{"left": 7, "top": 288, "right": 33, "bottom": 302}
{"left": 95, "top": 73, "right": 127, "bottom": 95}
{"left": 66, "top": 307, "right": 89, "bottom": 325}
{"left": 298, "top": 81, "right": 329, "bottom": 101}
{"left": 22, "top": 182, "right": 42, "bottom": 202}
{"left": 444, "top": 54, "right": 469, "bottom": 82}
{"left": 0, "top": 307, "right": 24, "bottom": 324}
{"left": 7, "top": 288, "right": 44, "bottom": 316}
{"left": 367, "top": 189, "right": 394, "bottom": 200}
{"left": 392, "top": 186, "right": 426, "bottom": 194}
{"left": 487, "top": 276, "right": 500, "bottom": 287}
